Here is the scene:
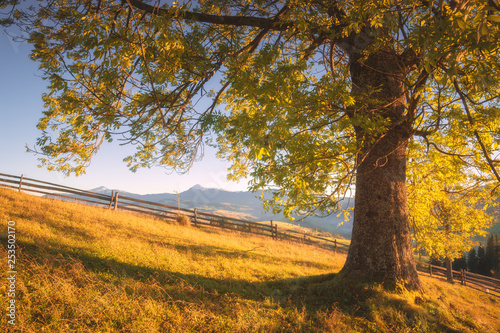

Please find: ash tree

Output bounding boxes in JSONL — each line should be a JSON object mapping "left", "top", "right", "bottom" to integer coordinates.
{"left": 3, "top": 0, "right": 500, "bottom": 290}
{"left": 408, "top": 144, "right": 496, "bottom": 282}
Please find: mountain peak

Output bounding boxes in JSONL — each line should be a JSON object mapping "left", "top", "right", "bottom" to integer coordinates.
{"left": 189, "top": 184, "right": 209, "bottom": 190}
{"left": 91, "top": 186, "right": 110, "bottom": 192}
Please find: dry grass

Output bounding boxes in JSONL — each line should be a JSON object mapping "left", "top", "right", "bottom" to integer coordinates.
{"left": 174, "top": 213, "right": 191, "bottom": 226}
{"left": 0, "top": 187, "right": 498, "bottom": 332}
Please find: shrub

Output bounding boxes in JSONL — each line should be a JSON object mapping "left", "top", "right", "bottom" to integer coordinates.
{"left": 175, "top": 213, "right": 191, "bottom": 226}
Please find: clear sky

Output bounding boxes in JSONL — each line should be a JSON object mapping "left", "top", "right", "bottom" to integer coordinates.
{"left": 0, "top": 31, "right": 249, "bottom": 194}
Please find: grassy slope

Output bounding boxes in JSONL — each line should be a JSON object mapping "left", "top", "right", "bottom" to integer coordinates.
{"left": 0, "top": 188, "right": 498, "bottom": 332}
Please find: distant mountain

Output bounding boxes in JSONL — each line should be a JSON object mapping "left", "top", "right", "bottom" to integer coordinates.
{"left": 91, "top": 186, "right": 109, "bottom": 193}
{"left": 90, "top": 185, "right": 355, "bottom": 238}
{"left": 89, "top": 186, "right": 135, "bottom": 197}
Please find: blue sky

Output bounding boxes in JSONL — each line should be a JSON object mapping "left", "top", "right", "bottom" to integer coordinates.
{"left": 0, "top": 31, "right": 249, "bottom": 194}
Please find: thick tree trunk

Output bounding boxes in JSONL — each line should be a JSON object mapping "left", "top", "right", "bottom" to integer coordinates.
{"left": 341, "top": 124, "right": 420, "bottom": 289}
{"left": 340, "top": 49, "right": 421, "bottom": 290}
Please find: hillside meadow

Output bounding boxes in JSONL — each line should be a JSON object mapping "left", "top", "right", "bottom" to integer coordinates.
{"left": 0, "top": 187, "right": 499, "bottom": 332}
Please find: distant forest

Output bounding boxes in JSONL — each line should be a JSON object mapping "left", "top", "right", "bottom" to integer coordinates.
{"left": 431, "top": 234, "right": 500, "bottom": 279}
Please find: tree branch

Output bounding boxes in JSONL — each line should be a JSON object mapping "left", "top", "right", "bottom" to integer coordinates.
{"left": 127, "top": 0, "right": 291, "bottom": 30}
{"left": 453, "top": 78, "right": 500, "bottom": 183}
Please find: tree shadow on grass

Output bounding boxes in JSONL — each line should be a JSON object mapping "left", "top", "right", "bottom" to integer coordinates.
{"left": 14, "top": 237, "right": 339, "bottom": 307}
{"left": 11, "top": 237, "right": 475, "bottom": 333}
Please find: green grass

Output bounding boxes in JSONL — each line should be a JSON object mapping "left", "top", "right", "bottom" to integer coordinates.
{"left": 1, "top": 188, "right": 499, "bottom": 332}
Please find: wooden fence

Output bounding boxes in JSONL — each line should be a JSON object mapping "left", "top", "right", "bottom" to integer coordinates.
{"left": 0, "top": 172, "right": 347, "bottom": 250}
{"left": 417, "top": 261, "right": 500, "bottom": 297}
{"left": 4, "top": 172, "right": 500, "bottom": 294}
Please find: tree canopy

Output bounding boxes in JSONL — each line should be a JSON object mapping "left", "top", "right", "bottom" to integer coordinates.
{"left": 3, "top": 0, "right": 500, "bottom": 289}
{"left": 408, "top": 143, "right": 496, "bottom": 264}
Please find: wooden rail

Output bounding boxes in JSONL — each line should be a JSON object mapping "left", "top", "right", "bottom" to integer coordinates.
{"left": 4, "top": 172, "right": 499, "bottom": 295}
{"left": 0, "top": 172, "right": 344, "bottom": 250}
{"left": 277, "top": 228, "right": 350, "bottom": 252}
{"left": 417, "top": 261, "right": 500, "bottom": 297}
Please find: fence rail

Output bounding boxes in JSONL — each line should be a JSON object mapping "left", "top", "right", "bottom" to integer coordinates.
{"left": 0, "top": 172, "right": 345, "bottom": 250}
{"left": 4, "top": 172, "right": 500, "bottom": 295}
{"left": 275, "top": 228, "right": 350, "bottom": 252}
{"left": 417, "top": 261, "right": 500, "bottom": 297}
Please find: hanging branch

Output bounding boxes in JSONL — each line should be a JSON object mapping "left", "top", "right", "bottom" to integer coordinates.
{"left": 453, "top": 78, "right": 500, "bottom": 183}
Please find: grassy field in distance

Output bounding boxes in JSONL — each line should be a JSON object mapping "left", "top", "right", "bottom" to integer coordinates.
{"left": 0, "top": 187, "right": 498, "bottom": 332}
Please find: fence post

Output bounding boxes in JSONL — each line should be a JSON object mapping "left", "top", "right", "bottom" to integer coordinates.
{"left": 108, "top": 190, "right": 114, "bottom": 209}
{"left": 429, "top": 264, "right": 432, "bottom": 277}
{"left": 271, "top": 220, "right": 278, "bottom": 240}
{"left": 461, "top": 269, "right": 466, "bottom": 286}
{"left": 18, "top": 174, "right": 24, "bottom": 192}
{"left": 113, "top": 192, "right": 119, "bottom": 210}
{"left": 193, "top": 208, "right": 198, "bottom": 226}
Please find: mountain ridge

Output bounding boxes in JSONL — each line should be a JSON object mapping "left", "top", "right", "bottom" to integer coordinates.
{"left": 90, "top": 185, "right": 355, "bottom": 237}
{"left": 88, "top": 184, "right": 500, "bottom": 241}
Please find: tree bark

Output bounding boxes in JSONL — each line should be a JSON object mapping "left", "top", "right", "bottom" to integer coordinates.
{"left": 340, "top": 49, "right": 421, "bottom": 290}
{"left": 445, "top": 257, "right": 454, "bottom": 283}
{"left": 444, "top": 222, "right": 454, "bottom": 283}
